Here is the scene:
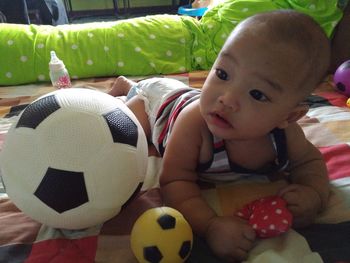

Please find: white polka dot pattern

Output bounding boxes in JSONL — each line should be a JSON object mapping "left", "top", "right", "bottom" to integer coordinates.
{"left": 236, "top": 196, "right": 292, "bottom": 238}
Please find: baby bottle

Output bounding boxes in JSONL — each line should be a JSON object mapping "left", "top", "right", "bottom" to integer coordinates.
{"left": 49, "top": 51, "right": 72, "bottom": 89}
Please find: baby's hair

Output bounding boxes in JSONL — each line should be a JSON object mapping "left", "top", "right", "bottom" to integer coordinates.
{"left": 234, "top": 10, "right": 331, "bottom": 94}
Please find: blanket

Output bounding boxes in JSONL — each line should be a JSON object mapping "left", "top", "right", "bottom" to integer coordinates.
{"left": 1, "top": 71, "right": 350, "bottom": 263}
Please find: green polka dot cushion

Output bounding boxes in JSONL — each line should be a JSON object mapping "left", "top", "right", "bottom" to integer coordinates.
{"left": 0, "top": 15, "right": 201, "bottom": 85}
{"left": 0, "top": 0, "right": 344, "bottom": 86}
{"left": 200, "top": 0, "right": 344, "bottom": 66}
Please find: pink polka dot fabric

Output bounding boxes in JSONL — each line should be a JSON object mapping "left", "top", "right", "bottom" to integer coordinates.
{"left": 236, "top": 196, "right": 293, "bottom": 238}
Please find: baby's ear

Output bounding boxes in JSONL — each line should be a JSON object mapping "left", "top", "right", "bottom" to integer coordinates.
{"left": 277, "top": 104, "right": 309, "bottom": 129}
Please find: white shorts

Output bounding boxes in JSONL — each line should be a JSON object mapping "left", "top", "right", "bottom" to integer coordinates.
{"left": 128, "top": 77, "right": 191, "bottom": 149}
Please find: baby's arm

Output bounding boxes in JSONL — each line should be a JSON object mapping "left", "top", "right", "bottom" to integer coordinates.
{"left": 279, "top": 123, "right": 330, "bottom": 227}
{"left": 159, "top": 102, "right": 255, "bottom": 262}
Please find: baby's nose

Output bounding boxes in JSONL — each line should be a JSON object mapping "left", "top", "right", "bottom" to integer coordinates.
{"left": 218, "top": 92, "right": 240, "bottom": 111}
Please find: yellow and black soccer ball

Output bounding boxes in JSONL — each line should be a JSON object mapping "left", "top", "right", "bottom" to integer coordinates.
{"left": 130, "top": 207, "right": 193, "bottom": 263}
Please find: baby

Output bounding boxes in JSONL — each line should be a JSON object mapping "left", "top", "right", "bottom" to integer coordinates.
{"left": 109, "top": 10, "right": 331, "bottom": 262}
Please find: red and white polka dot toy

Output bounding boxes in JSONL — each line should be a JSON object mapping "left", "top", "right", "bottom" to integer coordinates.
{"left": 236, "top": 196, "right": 293, "bottom": 238}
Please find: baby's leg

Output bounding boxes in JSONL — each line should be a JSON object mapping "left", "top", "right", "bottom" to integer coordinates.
{"left": 126, "top": 96, "right": 152, "bottom": 141}
{"left": 108, "top": 76, "right": 137, "bottom": 97}
{"left": 109, "top": 77, "right": 152, "bottom": 143}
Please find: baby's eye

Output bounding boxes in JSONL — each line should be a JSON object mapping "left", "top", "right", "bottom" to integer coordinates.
{"left": 215, "top": 68, "right": 228, "bottom": 80}
{"left": 249, "top": 89, "right": 269, "bottom": 101}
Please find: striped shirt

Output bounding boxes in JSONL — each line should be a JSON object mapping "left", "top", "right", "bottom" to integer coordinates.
{"left": 155, "top": 88, "right": 201, "bottom": 156}
{"left": 154, "top": 88, "right": 289, "bottom": 183}
{"left": 197, "top": 128, "right": 289, "bottom": 182}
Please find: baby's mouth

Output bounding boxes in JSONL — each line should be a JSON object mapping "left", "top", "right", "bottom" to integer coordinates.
{"left": 210, "top": 113, "right": 232, "bottom": 128}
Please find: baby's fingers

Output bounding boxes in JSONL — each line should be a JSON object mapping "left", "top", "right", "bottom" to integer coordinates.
{"left": 243, "top": 225, "right": 256, "bottom": 241}
{"left": 228, "top": 238, "right": 254, "bottom": 262}
{"left": 239, "top": 235, "right": 255, "bottom": 251}
{"left": 278, "top": 184, "right": 300, "bottom": 196}
{"left": 229, "top": 247, "right": 250, "bottom": 262}
{"left": 280, "top": 190, "right": 300, "bottom": 205}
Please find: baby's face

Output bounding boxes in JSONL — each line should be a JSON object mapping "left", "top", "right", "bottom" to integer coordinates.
{"left": 199, "top": 29, "right": 308, "bottom": 140}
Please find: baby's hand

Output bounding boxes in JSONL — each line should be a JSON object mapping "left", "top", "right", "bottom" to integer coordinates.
{"left": 205, "top": 216, "right": 256, "bottom": 262}
{"left": 278, "top": 184, "right": 322, "bottom": 227}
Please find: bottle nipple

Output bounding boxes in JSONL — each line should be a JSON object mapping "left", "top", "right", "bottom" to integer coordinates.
{"left": 50, "top": 51, "right": 59, "bottom": 63}
{"left": 49, "top": 51, "right": 64, "bottom": 70}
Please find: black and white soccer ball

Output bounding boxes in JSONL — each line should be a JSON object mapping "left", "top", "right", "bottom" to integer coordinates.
{"left": 0, "top": 88, "right": 148, "bottom": 229}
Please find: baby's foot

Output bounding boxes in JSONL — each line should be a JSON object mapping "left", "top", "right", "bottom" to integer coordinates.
{"left": 108, "top": 76, "right": 136, "bottom": 97}
{"left": 192, "top": 0, "right": 211, "bottom": 8}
